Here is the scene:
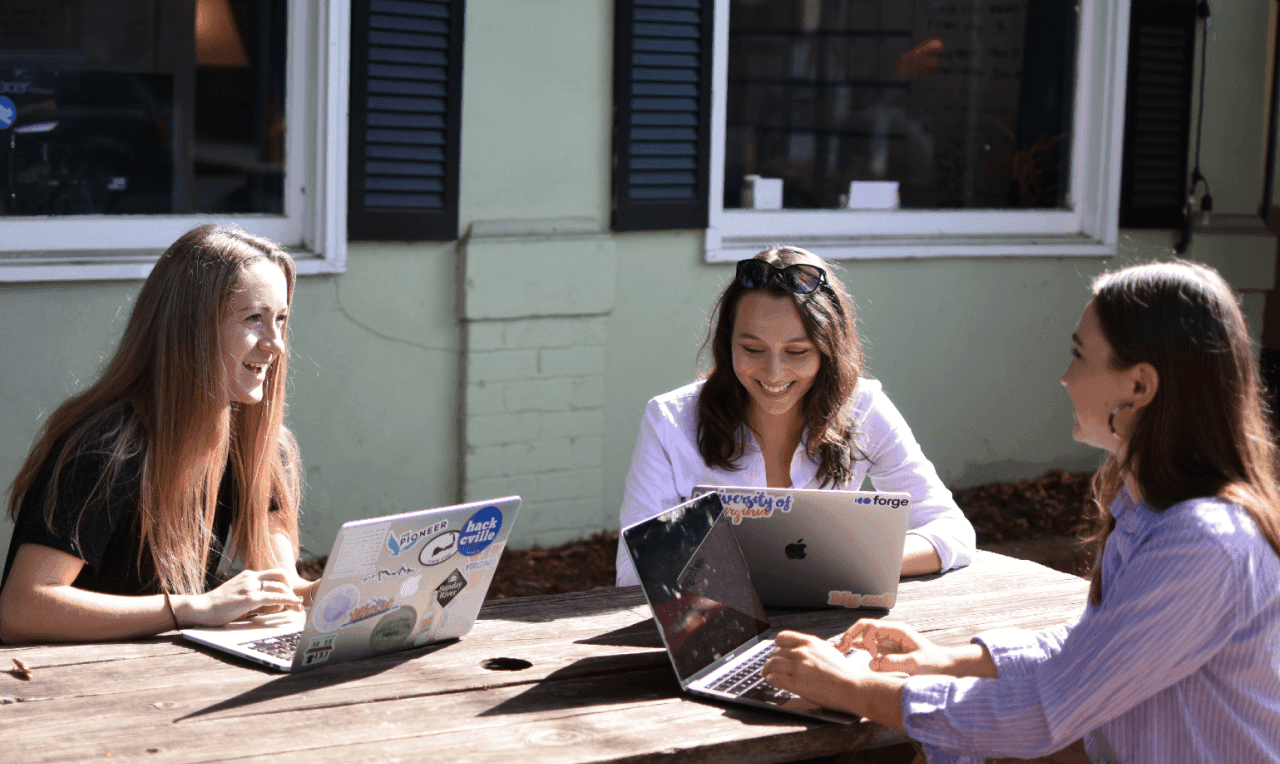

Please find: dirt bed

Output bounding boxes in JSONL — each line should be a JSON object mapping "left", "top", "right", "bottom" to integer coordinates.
{"left": 297, "top": 470, "right": 1098, "bottom": 596}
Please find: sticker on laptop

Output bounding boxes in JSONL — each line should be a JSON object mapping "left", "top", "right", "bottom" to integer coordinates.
{"left": 860, "top": 592, "right": 896, "bottom": 609}
{"left": 386, "top": 519, "right": 450, "bottom": 558}
{"left": 311, "top": 584, "right": 361, "bottom": 633}
{"left": 301, "top": 635, "right": 338, "bottom": 666}
{"left": 458, "top": 507, "right": 503, "bottom": 556}
{"left": 464, "top": 557, "right": 497, "bottom": 574}
{"left": 369, "top": 606, "right": 417, "bottom": 652}
{"left": 419, "top": 530, "right": 461, "bottom": 566}
{"left": 399, "top": 575, "right": 423, "bottom": 599}
{"left": 435, "top": 568, "right": 468, "bottom": 607}
{"left": 343, "top": 596, "right": 396, "bottom": 627}
{"left": 700, "top": 488, "right": 794, "bottom": 525}
{"left": 827, "top": 591, "right": 862, "bottom": 608}
{"left": 361, "top": 565, "right": 415, "bottom": 584}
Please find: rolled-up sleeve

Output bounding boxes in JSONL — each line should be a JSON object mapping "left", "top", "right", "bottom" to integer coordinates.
{"left": 859, "top": 387, "right": 976, "bottom": 571}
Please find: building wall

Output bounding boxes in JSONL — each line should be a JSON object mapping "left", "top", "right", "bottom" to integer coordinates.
{"left": 0, "top": 0, "right": 1275, "bottom": 557}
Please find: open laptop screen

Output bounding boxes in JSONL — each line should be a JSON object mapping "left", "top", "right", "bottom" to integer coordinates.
{"left": 623, "top": 493, "right": 771, "bottom": 683}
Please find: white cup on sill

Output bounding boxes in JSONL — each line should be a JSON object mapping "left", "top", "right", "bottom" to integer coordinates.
{"left": 742, "top": 175, "right": 783, "bottom": 210}
{"left": 847, "top": 180, "right": 899, "bottom": 210}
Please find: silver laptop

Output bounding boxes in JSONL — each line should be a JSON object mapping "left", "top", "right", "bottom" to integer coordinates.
{"left": 692, "top": 486, "right": 910, "bottom": 610}
{"left": 622, "top": 492, "right": 857, "bottom": 723}
{"left": 182, "top": 496, "right": 521, "bottom": 672}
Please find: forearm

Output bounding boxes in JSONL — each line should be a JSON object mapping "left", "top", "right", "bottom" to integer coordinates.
{"left": 0, "top": 585, "right": 177, "bottom": 643}
{"left": 900, "top": 534, "right": 943, "bottom": 576}
{"left": 849, "top": 672, "right": 907, "bottom": 729}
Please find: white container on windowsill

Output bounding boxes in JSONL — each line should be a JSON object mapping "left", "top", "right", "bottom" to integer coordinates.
{"left": 742, "top": 175, "right": 783, "bottom": 210}
{"left": 847, "top": 180, "right": 899, "bottom": 210}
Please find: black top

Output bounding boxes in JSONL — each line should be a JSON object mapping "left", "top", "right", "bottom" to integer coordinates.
{"left": 1, "top": 414, "right": 233, "bottom": 604}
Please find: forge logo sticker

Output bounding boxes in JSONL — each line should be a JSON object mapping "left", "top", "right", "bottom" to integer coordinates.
{"left": 458, "top": 507, "right": 502, "bottom": 556}
{"left": 435, "top": 568, "right": 467, "bottom": 608}
{"left": 302, "top": 635, "right": 338, "bottom": 666}
{"left": 419, "top": 530, "right": 461, "bottom": 566}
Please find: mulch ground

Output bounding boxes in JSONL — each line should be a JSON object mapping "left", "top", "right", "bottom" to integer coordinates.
{"left": 297, "top": 470, "right": 1099, "bottom": 595}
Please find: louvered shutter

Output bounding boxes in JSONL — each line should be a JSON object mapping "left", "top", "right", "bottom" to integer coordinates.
{"left": 611, "top": 0, "right": 714, "bottom": 232}
{"left": 348, "top": 0, "right": 464, "bottom": 241}
{"left": 1118, "top": 0, "right": 1197, "bottom": 229}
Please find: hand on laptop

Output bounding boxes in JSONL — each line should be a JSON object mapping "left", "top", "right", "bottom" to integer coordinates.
{"left": 170, "top": 568, "right": 304, "bottom": 628}
{"left": 839, "top": 619, "right": 997, "bottom": 679}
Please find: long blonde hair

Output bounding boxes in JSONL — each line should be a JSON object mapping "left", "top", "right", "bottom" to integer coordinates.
{"left": 8, "top": 224, "right": 301, "bottom": 594}
{"left": 1086, "top": 261, "right": 1280, "bottom": 605}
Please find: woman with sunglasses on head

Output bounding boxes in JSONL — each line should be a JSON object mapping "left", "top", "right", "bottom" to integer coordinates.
{"left": 615, "top": 246, "right": 975, "bottom": 586}
{"left": 0, "top": 224, "right": 316, "bottom": 644}
{"left": 762, "top": 261, "right": 1280, "bottom": 763}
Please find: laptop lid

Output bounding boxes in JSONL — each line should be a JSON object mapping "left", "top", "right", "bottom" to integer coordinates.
{"left": 692, "top": 486, "right": 909, "bottom": 610}
{"left": 182, "top": 496, "right": 520, "bottom": 672}
{"left": 621, "top": 492, "right": 771, "bottom": 687}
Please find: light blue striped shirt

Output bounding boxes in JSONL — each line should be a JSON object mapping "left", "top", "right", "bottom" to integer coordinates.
{"left": 899, "top": 490, "right": 1280, "bottom": 763}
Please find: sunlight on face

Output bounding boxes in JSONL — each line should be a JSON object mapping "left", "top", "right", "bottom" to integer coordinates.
{"left": 220, "top": 260, "right": 288, "bottom": 407}
{"left": 732, "top": 292, "right": 820, "bottom": 430}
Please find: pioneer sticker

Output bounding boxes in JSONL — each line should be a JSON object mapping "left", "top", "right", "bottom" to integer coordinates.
{"left": 386, "top": 519, "right": 449, "bottom": 557}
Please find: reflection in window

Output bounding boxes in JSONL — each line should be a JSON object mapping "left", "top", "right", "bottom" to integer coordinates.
{"left": 0, "top": 0, "right": 285, "bottom": 217}
{"left": 724, "top": 0, "right": 1076, "bottom": 211}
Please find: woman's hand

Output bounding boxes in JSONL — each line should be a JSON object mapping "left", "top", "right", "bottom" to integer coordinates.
{"left": 171, "top": 568, "right": 303, "bottom": 628}
{"left": 841, "top": 619, "right": 997, "bottom": 678}
{"left": 762, "top": 630, "right": 907, "bottom": 728}
{"left": 762, "top": 630, "right": 865, "bottom": 715}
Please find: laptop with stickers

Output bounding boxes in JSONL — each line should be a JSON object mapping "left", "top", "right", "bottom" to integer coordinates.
{"left": 622, "top": 492, "right": 856, "bottom": 723}
{"left": 692, "top": 486, "right": 910, "bottom": 610}
{"left": 181, "top": 496, "right": 521, "bottom": 672}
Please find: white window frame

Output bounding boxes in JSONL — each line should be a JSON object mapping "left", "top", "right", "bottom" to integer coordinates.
{"left": 0, "top": 0, "right": 349, "bottom": 283}
{"left": 705, "top": 0, "right": 1131, "bottom": 262}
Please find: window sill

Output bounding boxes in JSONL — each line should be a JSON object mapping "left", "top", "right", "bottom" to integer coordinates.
{"left": 0, "top": 248, "right": 346, "bottom": 283}
{"left": 705, "top": 230, "right": 1116, "bottom": 262}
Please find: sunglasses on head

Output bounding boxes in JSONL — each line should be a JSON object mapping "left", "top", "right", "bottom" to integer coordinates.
{"left": 735, "top": 259, "right": 828, "bottom": 295}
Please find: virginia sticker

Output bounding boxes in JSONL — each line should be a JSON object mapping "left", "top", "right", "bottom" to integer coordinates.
{"left": 419, "top": 530, "right": 460, "bottom": 566}
{"left": 457, "top": 507, "right": 503, "bottom": 556}
{"left": 369, "top": 606, "right": 417, "bottom": 652}
{"left": 435, "top": 568, "right": 468, "bottom": 607}
{"left": 311, "top": 584, "right": 360, "bottom": 632}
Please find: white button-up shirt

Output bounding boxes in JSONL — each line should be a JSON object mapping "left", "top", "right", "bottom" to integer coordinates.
{"left": 615, "top": 378, "right": 976, "bottom": 586}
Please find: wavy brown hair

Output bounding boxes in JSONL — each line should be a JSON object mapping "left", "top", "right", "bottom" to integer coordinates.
{"left": 8, "top": 224, "right": 302, "bottom": 595}
{"left": 697, "top": 246, "right": 864, "bottom": 487}
{"left": 1085, "top": 260, "right": 1280, "bottom": 605}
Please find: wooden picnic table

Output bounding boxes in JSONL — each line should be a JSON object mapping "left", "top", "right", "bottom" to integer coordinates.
{"left": 0, "top": 551, "right": 1088, "bottom": 763}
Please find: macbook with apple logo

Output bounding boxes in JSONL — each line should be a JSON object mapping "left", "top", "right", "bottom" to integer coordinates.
{"left": 692, "top": 486, "right": 911, "bottom": 610}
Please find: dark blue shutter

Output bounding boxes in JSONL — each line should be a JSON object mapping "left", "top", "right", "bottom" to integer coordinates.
{"left": 349, "top": 0, "right": 464, "bottom": 241}
{"left": 611, "top": 0, "right": 714, "bottom": 231}
{"left": 1118, "top": 0, "right": 1196, "bottom": 229}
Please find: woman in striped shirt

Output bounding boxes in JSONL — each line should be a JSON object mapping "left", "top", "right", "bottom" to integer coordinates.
{"left": 762, "top": 260, "right": 1280, "bottom": 763}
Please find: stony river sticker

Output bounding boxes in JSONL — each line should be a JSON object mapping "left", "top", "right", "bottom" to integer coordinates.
{"left": 435, "top": 569, "right": 467, "bottom": 608}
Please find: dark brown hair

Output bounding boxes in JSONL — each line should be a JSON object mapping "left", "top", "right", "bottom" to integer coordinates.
{"left": 1086, "top": 260, "right": 1280, "bottom": 605}
{"left": 697, "top": 246, "right": 864, "bottom": 487}
{"left": 8, "top": 224, "right": 302, "bottom": 595}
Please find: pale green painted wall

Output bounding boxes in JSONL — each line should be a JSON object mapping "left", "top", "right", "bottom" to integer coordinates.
{"left": 1, "top": 0, "right": 1277, "bottom": 561}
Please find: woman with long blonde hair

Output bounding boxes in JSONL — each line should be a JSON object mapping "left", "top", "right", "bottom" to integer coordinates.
{"left": 763, "top": 261, "right": 1280, "bottom": 762}
{"left": 1, "top": 224, "right": 315, "bottom": 643}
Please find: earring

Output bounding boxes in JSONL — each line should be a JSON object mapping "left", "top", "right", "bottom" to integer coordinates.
{"left": 1108, "top": 402, "right": 1134, "bottom": 435}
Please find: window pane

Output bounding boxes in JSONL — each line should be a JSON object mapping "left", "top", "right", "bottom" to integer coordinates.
{"left": 0, "top": 0, "right": 286, "bottom": 217}
{"left": 724, "top": 0, "right": 1077, "bottom": 211}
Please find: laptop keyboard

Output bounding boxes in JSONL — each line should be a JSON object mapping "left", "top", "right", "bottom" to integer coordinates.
{"left": 240, "top": 631, "right": 301, "bottom": 660}
{"left": 706, "top": 644, "right": 795, "bottom": 700}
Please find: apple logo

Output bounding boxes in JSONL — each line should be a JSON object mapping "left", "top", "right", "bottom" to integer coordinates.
{"left": 785, "top": 539, "right": 807, "bottom": 560}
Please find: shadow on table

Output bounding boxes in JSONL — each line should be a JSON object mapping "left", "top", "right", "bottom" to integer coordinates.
{"left": 173, "top": 639, "right": 457, "bottom": 722}
{"left": 478, "top": 653, "right": 677, "bottom": 717}
{"left": 572, "top": 616, "right": 664, "bottom": 648}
